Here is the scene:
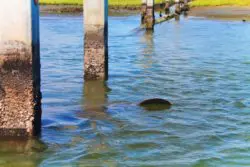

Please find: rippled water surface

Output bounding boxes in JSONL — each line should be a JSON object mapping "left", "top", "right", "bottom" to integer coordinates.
{"left": 1, "top": 14, "right": 250, "bottom": 167}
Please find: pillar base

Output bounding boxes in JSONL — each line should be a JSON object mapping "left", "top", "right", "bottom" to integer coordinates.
{"left": 84, "top": 25, "right": 108, "bottom": 80}
{"left": 0, "top": 41, "right": 41, "bottom": 137}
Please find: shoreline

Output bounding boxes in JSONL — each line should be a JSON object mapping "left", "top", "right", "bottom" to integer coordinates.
{"left": 39, "top": 4, "right": 164, "bottom": 15}
{"left": 189, "top": 6, "right": 250, "bottom": 20}
{"left": 40, "top": 5, "right": 82, "bottom": 14}
{"left": 40, "top": 4, "right": 250, "bottom": 21}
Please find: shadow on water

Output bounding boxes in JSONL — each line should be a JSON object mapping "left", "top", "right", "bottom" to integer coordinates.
{"left": 0, "top": 137, "right": 47, "bottom": 167}
{"left": 76, "top": 81, "right": 120, "bottom": 166}
{"left": 138, "top": 30, "right": 156, "bottom": 71}
{"left": 141, "top": 30, "right": 155, "bottom": 56}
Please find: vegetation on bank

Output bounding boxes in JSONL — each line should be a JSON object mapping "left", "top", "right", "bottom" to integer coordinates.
{"left": 39, "top": 0, "right": 163, "bottom": 6}
{"left": 191, "top": 0, "right": 250, "bottom": 6}
{"left": 40, "top": 0, "right": 250, "bottom": 7}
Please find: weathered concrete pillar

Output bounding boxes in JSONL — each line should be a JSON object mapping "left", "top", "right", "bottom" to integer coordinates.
{"left": 141, "top": 0, "right": 147, "bottom": 24}
{"left": 0, "top": 0, "right": 41, "bottom": 136}
{"left": 165, "top": 0, "right": 170, "bottom": 15}
{"left": 145, "top": 0, "right": 155, "bottom": 30}
{"left": 84, "top": 0, "right": 108, "bottom": 80}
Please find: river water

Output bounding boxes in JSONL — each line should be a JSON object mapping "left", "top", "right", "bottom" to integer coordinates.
{"left": 1, "top": 14, "right": 250, "bottom": 167}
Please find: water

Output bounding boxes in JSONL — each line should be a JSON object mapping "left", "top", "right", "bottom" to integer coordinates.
{"left": 1, "top": 15, "right": 250, "bottom": 167}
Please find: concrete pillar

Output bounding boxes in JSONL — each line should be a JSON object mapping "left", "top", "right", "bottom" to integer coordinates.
{"left": 0, "top": 0, "right": 41, "bottom": 136}
{"left": 84, "top": 0, "right": 108, "bottom": 80}
{"left": 145, "top": 0, "right": 155, "bottom": 30}
{"left": 141, "top": 0, "right": 147, "bottom": 24}
{"left": 165, "top": 0, "right": 170, "bottom": 15}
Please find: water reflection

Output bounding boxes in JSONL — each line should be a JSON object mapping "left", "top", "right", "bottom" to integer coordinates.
{"left": 0, "top": 137, "right": 46, "bottom": 167}
{"left": 175, "top": 14, "right": 180, "bottom": 21}
{"left": 81, "top": 80, "right": 109, "bottom": 119}
{"left": 77, "top": 81, "right": 119, "bottom": 166}
{"left": 139, "top": 31, "right": 155, "bottom": 70}
{"left": 141, "top": 31, "right": 154, "bottom": 55}
{"left": 80, "top": 80, "right": 110, "bottom": 138}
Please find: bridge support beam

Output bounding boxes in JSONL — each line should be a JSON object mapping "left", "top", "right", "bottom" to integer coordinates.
{"left": 84, "top": 0, "right": 108, "bottom": 80}
{"left": 145, "top": 0, "right": 155, "bottom": 30}
{"left": 0, "top": 0, "right": 41, "bottom": 136}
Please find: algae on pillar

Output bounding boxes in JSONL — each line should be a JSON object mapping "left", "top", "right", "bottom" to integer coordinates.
{"left": 0, "top": 0, "right": 41, "bottom": 136}
{"left": 145, "top": 0, "right": 155, "bottom": 30}
{"left": 84, "top": 0, "right": 108, "bottom": 80}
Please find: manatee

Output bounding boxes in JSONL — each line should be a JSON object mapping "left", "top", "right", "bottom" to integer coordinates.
{"left": 139, "top": 98, "right": 172, "bottom": 111}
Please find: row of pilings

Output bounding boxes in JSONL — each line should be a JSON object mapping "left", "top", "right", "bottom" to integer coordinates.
{"left": 0, "top": 0, "right": 189, "bottom": 137}
{"left": 141, "top": 0, "right": 189, "bottom": 30}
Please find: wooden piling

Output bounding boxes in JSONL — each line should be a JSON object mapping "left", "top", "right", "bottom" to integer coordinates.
{"left": 145, "top": 0, "right": 155, "bottom": 30}
{"left": 175, "top": 0, "right": 181, "bottom": 15}
{"left": 165, "top": 0, "right": 171, "bottom": 14}
{"left": 181, "top": 0, "right": 190, "bottom": 12}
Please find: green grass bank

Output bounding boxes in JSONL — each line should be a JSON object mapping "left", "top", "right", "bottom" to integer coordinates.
{"left": 40, "top": 0, "right": 250, "bottom": 7}
{"left": 191, "top": 0, "right": 250, "bottom": 7}
{"left": 39, "top": 0, "right": 164, "bottom": 6}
